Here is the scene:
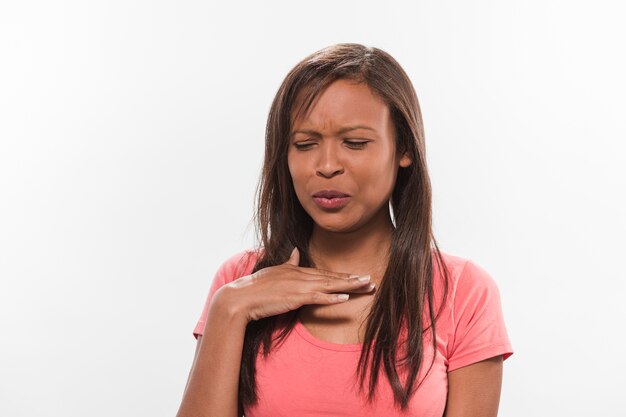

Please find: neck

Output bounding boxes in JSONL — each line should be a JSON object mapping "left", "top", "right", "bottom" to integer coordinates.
{"left": 308, "top": 204, "right": 395, "bottom": 281}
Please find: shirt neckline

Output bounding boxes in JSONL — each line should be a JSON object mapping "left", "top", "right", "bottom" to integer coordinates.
{"left": 294, "top": 318, "right": 363, "bottom": 352}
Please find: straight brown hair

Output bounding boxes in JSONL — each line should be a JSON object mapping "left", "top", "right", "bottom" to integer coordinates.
{"left": 238, "top": 43, "right": 450, "bottom": 411}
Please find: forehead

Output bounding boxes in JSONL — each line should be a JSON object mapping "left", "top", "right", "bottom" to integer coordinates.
{"left": 290, "top": 79, "right": 390, "bottom": 133}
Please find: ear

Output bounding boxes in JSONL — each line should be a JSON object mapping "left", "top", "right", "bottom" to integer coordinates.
{"left": 399, "top": 152, "right": 412, "bottom": 168}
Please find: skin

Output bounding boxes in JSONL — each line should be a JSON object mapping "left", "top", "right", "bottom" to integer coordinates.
{"left": 177, "top": 78, "right": 504, "bottom": 416}
{"left": 178, "top": 250, "right": 374, "bottom": 417}
{"left": 288, "top": 79, "right": 412, "bottom": 342}
{"left": 288, "top": 78, "right": 504, "bottom": 415}
{"left": 444, "top": 356, "right": 503, "bottom": 417}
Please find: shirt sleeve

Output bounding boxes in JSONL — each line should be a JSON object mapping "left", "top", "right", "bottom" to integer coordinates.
{"left": 192, "top": 249, "right": 258, "bottom": 339}
{"left": 447, "top": 260, "right": 514, "bottom": 372}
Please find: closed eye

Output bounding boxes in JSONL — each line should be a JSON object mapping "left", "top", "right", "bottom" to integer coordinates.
{"left": 293, "top": 140, "right": 370, "bottom": 151}
{"left": 344, "top": 140, "right": 369, "bottom": 149}
{"left": 294, "top": 143, "right": 314, "bottom": 150}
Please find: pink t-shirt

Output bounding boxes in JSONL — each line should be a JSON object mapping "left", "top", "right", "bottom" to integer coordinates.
{"left": 193, "top": 248, "right": 514, "bottom": 416}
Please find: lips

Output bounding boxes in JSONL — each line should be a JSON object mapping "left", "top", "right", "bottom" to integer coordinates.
{"left": 312, "top": 189, "right": 350, "bottom": 198}
{"left": 312, "top": 189, "right": 351, "bottom": 210}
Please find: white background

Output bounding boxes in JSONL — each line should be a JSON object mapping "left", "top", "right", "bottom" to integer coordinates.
{"left": 1, "top": 1, "right": 624, "bottom": 416}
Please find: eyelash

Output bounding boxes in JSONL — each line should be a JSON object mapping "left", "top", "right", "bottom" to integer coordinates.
{"left": 294, "top": 140, "right": 369, "bottom": 150}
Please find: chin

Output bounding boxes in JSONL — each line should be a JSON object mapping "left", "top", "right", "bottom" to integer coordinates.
{"left": 312, "top": 217, "right": 360, "bottom": 233}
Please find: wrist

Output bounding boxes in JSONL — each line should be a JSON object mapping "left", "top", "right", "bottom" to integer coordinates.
{"left": 211, "top": 285, "right": 251, "bottom": 325}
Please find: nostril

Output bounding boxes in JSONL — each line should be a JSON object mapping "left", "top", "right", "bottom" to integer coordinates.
{"left": 316, "top": 168, "right": 344, "bottom": 178}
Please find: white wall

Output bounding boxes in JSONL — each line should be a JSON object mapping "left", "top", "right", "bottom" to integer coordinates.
{"left": 1, "top": 1, "right": 624, "bottom": 416}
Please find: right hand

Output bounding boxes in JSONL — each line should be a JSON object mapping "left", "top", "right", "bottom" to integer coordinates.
{"left": 216, "top": 247, "right": 375, "bottom": 322}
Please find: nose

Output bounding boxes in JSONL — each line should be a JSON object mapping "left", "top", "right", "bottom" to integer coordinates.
{"left": 316, "top": 142, "right": 344, "bottom": 178}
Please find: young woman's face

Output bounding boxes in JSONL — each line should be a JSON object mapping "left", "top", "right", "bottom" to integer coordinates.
{"left": 288, "top": 79, "right": 412, "bottom": 233}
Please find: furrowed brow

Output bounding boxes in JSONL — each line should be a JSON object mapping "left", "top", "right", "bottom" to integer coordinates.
{"left": 290, "top": 125, "right": 377, "bottom": 137}
{"left": 337, "top": 125, "right": 377, "bottom": 134}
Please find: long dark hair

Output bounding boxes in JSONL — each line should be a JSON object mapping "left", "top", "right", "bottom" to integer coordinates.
{"left": 239, "top": 43, "right": 451, "bottom": 411}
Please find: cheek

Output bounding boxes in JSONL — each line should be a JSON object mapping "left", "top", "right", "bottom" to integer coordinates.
{"left": 358, "top": 160, "right": 397, "bottom": 201}
{"left": 287, "top": 154, "right": 298, "bottom": 183}
{"left": 287, "top": 156, "right": 307, "bottom": 196}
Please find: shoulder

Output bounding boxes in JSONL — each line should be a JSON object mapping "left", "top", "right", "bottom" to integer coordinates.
{"left": 214, "top": 247, "right": 263, "bottom": 283}
{"left": 431, "top": 249, "right": 499, "bottom": 295}
{"left": 434, "top": 251, "right": 514, "bottom": 369}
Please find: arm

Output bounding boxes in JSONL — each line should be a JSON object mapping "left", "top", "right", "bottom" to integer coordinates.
{"left": 443, "top": 355, "right": 503, "bottom": 417}
{"left": 176, "top": 287, "right": 248, "bottom": 417}
{"left": 180, "top": 336, "right": 202, "bottom": 399}
{"left": 176, "top": 247, "right": 373, "bottom": 416}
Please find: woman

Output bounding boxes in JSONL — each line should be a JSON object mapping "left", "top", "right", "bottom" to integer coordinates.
{"left": 176, "top": 43, "right": 513, "bottom": 417}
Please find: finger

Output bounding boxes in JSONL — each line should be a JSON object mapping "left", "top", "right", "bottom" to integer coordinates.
{"left": 293, "top": 270, "right": 359, "bottom": 281}
{"left": 349, "top": 282, "right": 377, "bottom": 293}
{"left": 285, "top": 247, "right": 300, "bottom": 266}
{"left": 297, "top": 266, "right": 362, "bottom": 279}
{"left": 300, "top": 291, "right": 351, "bottom": 305}
{"left": 312, "top": 275, "right": 373, "bottom": 293}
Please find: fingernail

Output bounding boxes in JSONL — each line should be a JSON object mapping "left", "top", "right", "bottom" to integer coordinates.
{"left": 358, "top": 275, "right": 371, "bottom": 282}
{"left": 336, "top": 294, "right": 349, "bottom": 301}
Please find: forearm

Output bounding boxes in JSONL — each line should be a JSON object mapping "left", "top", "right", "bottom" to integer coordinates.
{"left": 176, "top": 289, "right": 248, "bottom": 417}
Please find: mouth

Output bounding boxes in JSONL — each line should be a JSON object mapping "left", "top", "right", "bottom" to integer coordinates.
{"left": 312, "top": 190, "right": 350, "bottom": 199}
{"left": 312, "top": 191, "right": 351, "bottom": 210}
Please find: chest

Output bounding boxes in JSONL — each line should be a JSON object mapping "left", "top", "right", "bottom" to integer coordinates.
{"left": 297, "top": 291, "right": 374, "bottom": 344}
{"left": 245, "top": 319, "right": 449, "bottom": 417}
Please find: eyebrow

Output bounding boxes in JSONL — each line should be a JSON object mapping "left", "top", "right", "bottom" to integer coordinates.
{"left": 290, "top": 125, "right": 377, "bottom": 137}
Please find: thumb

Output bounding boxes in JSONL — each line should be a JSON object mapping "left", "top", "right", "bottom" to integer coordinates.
{"left": 285, "top": 246, "right": 300, "bottom": 266}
